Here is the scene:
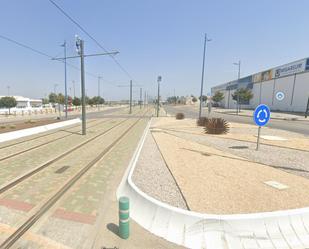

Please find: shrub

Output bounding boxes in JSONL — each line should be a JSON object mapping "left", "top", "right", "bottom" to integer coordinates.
{"left": 204, "top": 118, "right": 229, "bottom": 134}
{"left": 9, "top": 124, "right": 16, "bottom": 129}
{"left": 175, "top": 113, "right": 185, "bottom": 120}
{"left": 25, "top": 119, "right": 36, "bottom": 124}
{"left": 197, "top": 117, "right": 209, "bottom": 126}
{"left": 0, "top": 125, "right": 6, "bottom": 129}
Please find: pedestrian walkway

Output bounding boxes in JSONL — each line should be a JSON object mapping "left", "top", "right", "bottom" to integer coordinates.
{"left": 214, "top": 107, "right": 308, "bottom": 121}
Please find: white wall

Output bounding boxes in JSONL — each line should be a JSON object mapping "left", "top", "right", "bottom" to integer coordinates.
{"left": 292, "top": 73, "right": 309, "bottom": 112}
{"left": 212, "top": 71, "right": 309, "bottom": 112}
{"left": 272, "top": 75, "right": 295, "bottom": 111}
{"left": 260, "top": 79, "right": 274, "bottom": 107}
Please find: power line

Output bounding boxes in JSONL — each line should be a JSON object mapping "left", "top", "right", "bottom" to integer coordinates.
{"left": 48, "top": 0, "right": 134, "bottom": 80}
{"left": 0, "top": 33, "right": 103, "bottom": 80}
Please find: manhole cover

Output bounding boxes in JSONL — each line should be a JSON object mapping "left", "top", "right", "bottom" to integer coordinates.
{"left": 55, "top": 166, "right": 70, "bottom": 174}
{"left": 229, "top": 146, "right": 249, "bottom": 149}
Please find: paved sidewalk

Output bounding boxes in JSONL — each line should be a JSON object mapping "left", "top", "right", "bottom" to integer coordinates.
{"left": 214, "top": 107, "right": 309, "bottom": 121}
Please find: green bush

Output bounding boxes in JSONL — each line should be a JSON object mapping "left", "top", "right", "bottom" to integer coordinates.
{"left": 197, "top": 117, "right": 208, "bottom": 126}
{"left": 175, "top": 113, "right": 185, "bottom": 120}
{"left": 204, "top": 118, "right": 229, "bottom": 134}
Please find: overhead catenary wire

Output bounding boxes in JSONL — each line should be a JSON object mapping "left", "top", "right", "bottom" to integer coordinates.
{"left": 0, "top": 33, "right": 121, "bottom": 86}
{"left": 48, "top": 0, "right": 134, "bottom": 80}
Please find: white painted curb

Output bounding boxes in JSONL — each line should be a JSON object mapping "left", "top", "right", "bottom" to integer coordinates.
{"left": 0, "top": 118, "right": 81, "bottom": 143}
{"left": 117, "top": 118, "right": 309, "bottom": 249}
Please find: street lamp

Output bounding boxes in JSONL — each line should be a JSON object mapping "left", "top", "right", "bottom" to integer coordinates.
{"left": 199, "top": 33, "right": 212, "bottom": 118}
{"left": 157, "top": 76, "right": 162, "bottom": 117}
{"left": 233, "top": 60, "right": 241, "bottom": 114}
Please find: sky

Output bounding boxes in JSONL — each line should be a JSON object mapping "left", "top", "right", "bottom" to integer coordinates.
{"left": 0, "top": 0, "right": 309, "bottom": 101}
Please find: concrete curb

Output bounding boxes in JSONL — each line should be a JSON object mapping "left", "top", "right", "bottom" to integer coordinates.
{"left": 0, "top": 118, "right": 81, "bottom": 143}
{"left": 214, "top": 110, "right": 309, "bottom": 122}
{"left": 117, "top": 118, "right": 309, "bottom": 249}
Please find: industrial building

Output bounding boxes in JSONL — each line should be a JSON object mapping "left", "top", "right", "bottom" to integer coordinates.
{"left": 0, "top": 96, "right": 42, "bottom": 114}
{"left": 211, "top": 57, "right": 309, "bottom": 112}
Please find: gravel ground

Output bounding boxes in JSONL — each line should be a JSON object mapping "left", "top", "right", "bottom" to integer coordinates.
{"left": 162, "top": 129, "right": 309, "bottom": 179}
{"left": 132, "top": 131, "right": 188, "bottom": 210}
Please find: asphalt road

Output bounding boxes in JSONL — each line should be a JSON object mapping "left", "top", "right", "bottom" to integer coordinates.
{"left": 164, "top": 105, "right": 309, "bottom": 136}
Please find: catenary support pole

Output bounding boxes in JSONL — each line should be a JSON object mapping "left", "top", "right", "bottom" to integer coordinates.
{"left": 129, "top": 80, "right": 132, "bottom": 114}
{"left": 140, "top": 88, "right": 142, "bottom": 109}
{"left": 199, "top": 33, "right": 210, "bottom": 118}
{"left": 80, "top": 40, "right": 86, "bottom": 135}
{"left": 63, "top": 41, "right": 68, "bottom": 119}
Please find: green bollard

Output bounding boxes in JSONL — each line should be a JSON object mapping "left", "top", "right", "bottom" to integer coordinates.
{"left": 119, "top": 196, "right": 130, "bottom": 239}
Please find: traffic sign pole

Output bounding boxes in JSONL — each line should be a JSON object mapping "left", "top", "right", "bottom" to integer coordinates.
{"left": 256, "top": 126, "right": 261, "bottom": 151}
{"left": 253, "top": 104, "right": 271, "bottom": 151}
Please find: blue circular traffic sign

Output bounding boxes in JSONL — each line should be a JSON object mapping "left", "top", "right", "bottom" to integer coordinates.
{"left": 254, "top": 104, "right": 270, "bottom": 126}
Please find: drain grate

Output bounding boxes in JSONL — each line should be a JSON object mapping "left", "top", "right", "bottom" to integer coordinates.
{"left": 55, "top": 166, "right": 70, "bottom": 174}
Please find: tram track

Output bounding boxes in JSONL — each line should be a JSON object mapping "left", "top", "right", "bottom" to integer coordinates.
{"left": 0, "top": 110, "right": 150, "bottom": 248}
{"left": 0, "top": 106, "right": 129, "bottom": 151}
{"left": 0, "top": 118, "right": 112, "bottom": 162}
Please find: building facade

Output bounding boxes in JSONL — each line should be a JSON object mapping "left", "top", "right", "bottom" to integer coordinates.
{"left": 211, "top": 58, "right": 309, "bottom": 112}
{"left": 0, "top": 96, "right": 42, "bottom": 114}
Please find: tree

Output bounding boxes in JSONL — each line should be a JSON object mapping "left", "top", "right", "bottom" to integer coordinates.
{"left": 0, "top": 96, "right": 17, "bottom": 114}
{"left": 199, "top": 95, "right": 207, "bottom": 103}
{"left": 72, "top": 97, "right": 81, "bottom": 106}
{"left": 167, "top": 96, "right": 178, "bottom": 104}
{"left": 42, "top": 98, "right": 49, "bottom": 105}
{"left": 57, "top": 93, "right": 65, "bottom": 105}
{"left": 232, "top": 88, "right": 253, "bottom": 111}
{"left": 212, "top": 91, "right": 224, "bottom": 104}
{"left": 91, "top": 96, "right": 105, "bottom": 105}
{"left": 48, "top": 93, "right": 58, "bottom": 103}
{"left": 192, "top": 96, "right": 197, "bottom": 103}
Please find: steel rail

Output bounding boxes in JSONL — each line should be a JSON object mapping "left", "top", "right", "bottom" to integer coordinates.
{"left": 0, "top": 110, "right": 149, "bottom": 248}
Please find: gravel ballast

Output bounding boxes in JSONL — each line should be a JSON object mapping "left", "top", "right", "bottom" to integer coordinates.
{"left": 132, "top": 131, "right": 188, "bottom": 210}
{"left": 163, "top": 130, "right": 309, "bottom": 179}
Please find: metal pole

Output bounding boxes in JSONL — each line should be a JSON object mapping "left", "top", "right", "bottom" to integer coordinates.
{"left": 63, "top": 41, "right": 68, "bottom": 119}
{"left": 73, "top": 80, "right": 76, "bottom": 98}
{"left": 80, "top": 40, "right": 86, "bottom": 135}
{"left": 237, "top": 60, "right": 241, "bottom": 115}
{"left": 157, "top": 81, "right": 160, "bottom": 117}
{"left": 305, "top": 96, "right": 309, "bottom": 118}
{"left": 199, "top": 33, "right": 208, "bottom": 118}
{"left": 129, "top": 80, "right": 132, "bottom": 114}
{"left": 140, "top": 88, "right": 142, "bottom": 109}
{"left": 144, "top": 91, "right": 146, "bottom": 108}
{"left": 98, "top": 76, "right": 101, "bottom": 111}
{"left": 256, "top": 126, "right": 261, "bottom": 150}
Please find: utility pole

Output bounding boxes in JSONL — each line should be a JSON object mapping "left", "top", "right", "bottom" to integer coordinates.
{"left": 129, "top": 80, "right": 133, "bottom": 114}
{"left": 98, "top": 76, "right": 102, "bottom": 111}
{"left": 144, "top": 91, "right": 146, "bottom": 108}
{"left": 157, "top": 76, "right": 162, "bottom": 117}
{"left": 77, "top": 37, "right": 87, "bottom": 135}
{"left": 72, "top": 80, "right": 76, "bottom": 98}
{"left": 233, "top": 60, "right": 241, "bottom": 115}
{"left": 174, "top": 88, "right": 176, "bottom": 105}
{"left": 62, "top": 41, "right": 68, "bottom": 119}
{"left": 199, "top": 33, "right": 211, "bottom": 118}
{"left": 52, "top": 36, "right": 119, "bottom": 135}
{"left": 139, "top": 88, "right": 142, "bottom": 109}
